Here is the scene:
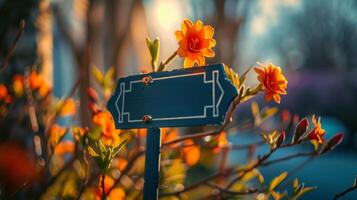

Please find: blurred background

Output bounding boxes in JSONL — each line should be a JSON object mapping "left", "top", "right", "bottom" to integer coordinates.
{"left": 0, "top": 0, "right": 356, "bottom": 199}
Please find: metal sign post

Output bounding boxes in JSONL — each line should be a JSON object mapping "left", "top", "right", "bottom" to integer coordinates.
{"left": 107, "top": 63, "right": 238, "bottom": 200}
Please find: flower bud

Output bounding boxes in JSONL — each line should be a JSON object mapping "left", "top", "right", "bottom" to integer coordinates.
{"left": 292, "top": 118, "right": 308, "bottom": 143}
{"left": 276, "top": 131, "right": 286, "bottom": 147}
{"left": 320, "top": 133, "right": 344, "bottom": 154}
{"left": 87, "top": 87, "right": 99, "bottom": 102}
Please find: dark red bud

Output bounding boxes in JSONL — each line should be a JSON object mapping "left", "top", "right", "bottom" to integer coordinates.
{"left": 292, "top": 118, "right": 308, "bottom": 143}
{"left": 87, "top": 87, "right": 99, "bottom": 102}
{"left": 276, "top": 131, "right": 286, "bottom": 147}
{"left": 320, "top": 133, "right": 344, "bottom": 154}
{"left": 88, "top": 102, "right": 100, "bottom": 114}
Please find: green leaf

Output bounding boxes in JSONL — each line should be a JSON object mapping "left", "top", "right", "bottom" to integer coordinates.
{"left": 88, "top": 126, "right": 102, "bottom": 141}
{"left": 88, "top": 146, "right": 99, "bottom": 157}
{"left": 113, "top": 139, "right": 128, "bottom": 156}
{"left": 269, "top": 172, "right": 288, "bottom": 192}
{"left": 103, "top": 147, "right": 113, "bottom": 171}
{"left": 96, "top": 140, "right": 107, "bottom": 159}
{"left": 103, "top": 67, "right": 115, "bottom": 88}
{"left": 146, "top": 37, "right": 160, "bottom": 71}
{"left": 92, "top": 66, "right": 104, "bottom": 85}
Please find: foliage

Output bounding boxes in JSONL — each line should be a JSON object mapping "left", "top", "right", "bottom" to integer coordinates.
{"left": 0, "top": 18, "right": 345, "bottom": 200}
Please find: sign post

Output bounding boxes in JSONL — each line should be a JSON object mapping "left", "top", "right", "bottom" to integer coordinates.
{"left": 107, "top": 63, "right": 238, "bottom": 200}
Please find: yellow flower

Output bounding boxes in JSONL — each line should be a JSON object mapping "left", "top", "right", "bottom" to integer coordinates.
{"left": 254, "top": 63, "right": 288, "bottom": 104}
{"left": 175, "top": 19, "right": 216, "bottom": 68}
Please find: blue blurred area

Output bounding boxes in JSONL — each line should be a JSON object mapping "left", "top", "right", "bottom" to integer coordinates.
{"left": 228, "top": 119, "right": 357, "bottom": 199}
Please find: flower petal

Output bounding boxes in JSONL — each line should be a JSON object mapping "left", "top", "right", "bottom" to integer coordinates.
{"left": 195, "top": 20, "right": 203, "bottom": 31}
{"left": 182, "top": 19, "right": 193, "bottom": 34}
{"left": 175, "top": 31, "right": 184, "bottom": 41}
{"left": 203, "top": 25, "right": 214, "bottom": 38}
{"left": 183, "top": 58, "right": 195, "bottom": 68}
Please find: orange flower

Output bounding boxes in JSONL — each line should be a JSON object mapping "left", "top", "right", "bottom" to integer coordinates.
{"left": 182, "top": 139, "right": 200, "bottom": 166}
{"left": 54, "top": 141, "right": 75, "bottom": 155}
{"left": 175, "top": 19, "right": 216, "bottom": 68}
{"left": 13, "top": 75, "right": 24, "bottom": 97}
{"left": 307, "top": 115, "right": 326, "bottom": 144}
{"left": 95, "top": 175, "right": 125, "bottom": 200}
{"left": 254, "top": 63, "right": 288, "bottom": 104}
{"left": 114, "top": 157, "right": 128, "bottom": 171}
{"left": 0, "top": 84, "right": 9, "bottom": 99}
{"left": 49, "top": 124, "right": 67, "bottom": 146}
{"left": 161, "top": 128, "right": 179, "bottom": 148}
{"left": 213, "top": 131, "right": 229, "bottom": 153}
{"left": 71, "top": 126, "right": 87, "bottom": 141}
{"left": 92, "top": 111, "right": 120, "bottom": 146}
{"left": 29, "top": 70, "right": 51, "bottom": 97}
{"left": 59, "top": 98, "right": 76, "bottom": 116}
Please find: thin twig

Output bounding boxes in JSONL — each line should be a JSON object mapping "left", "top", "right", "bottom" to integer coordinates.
{"left": 204, "top": 182, "right": 258, "bottom": 196}
{"left": 259, "top": 151, "right": 316, "bottom": 166}
{"left": 0, "top": 20, "right": 25, "bottom": 72}
{"left": 101, "top": 173, "right": 106, "bottom": 200}
{"left": 157, "top": 51, "right": 177, "bottom": 72}
{"left": 107, "top": 149, "right": 146, "bottom": 194}
{"left": 334, "top": 175, "right": 357, "bottom": 200}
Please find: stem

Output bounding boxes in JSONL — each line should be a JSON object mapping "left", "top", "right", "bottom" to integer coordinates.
{"left": 260, "top": 151, "right": 316, "bottom": 166}
{"left": 0, "top": 20, "right": 25, "bottom": 72}
{"left": 157, "top": 51, "right": 177, "bottom": 72}
{"left": 334, "top": 175, "right": 357, "bottom": 200}
{"left": 101, "top": 173, "right": 106, "bottom": 200}
{"left": 107, "top": 149, "right": 146, "bottom": 194}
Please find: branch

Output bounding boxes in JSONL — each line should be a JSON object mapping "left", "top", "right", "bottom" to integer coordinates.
{"left": 259, "top": 151, "right": 316, "bottom": 166}
{"left": 334, "top": 175, "right": 357, "bottom": 200}
{"left": 107, "top": 149, "right": 146, "bottom": 194}
{"left": 204, "top": 182, "right": 258, "bottom": 196}
{"left": 0, "top": 20, "right": 25, "bottom": 72}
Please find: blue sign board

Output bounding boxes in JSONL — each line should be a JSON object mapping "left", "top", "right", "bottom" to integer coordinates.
{"left": 107, "top": 63, "right": 238, "bottom": 129}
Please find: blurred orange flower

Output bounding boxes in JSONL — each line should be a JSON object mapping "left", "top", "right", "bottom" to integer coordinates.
{"left": 0, "top": 84, "right": 12, "bottom": 104}
{"left": 182, "top": 139, "right": 200, "bottom": 166}
{"left": 307, "top": 115, "right": 326, "bottom": 144}
{"left": 54, "top": 141, "right": 75, "bottom": 155}
{"left": 213, "top": 131, "right": 228, "bottom": 153}
{"left": 0, "top": 84, "right": 9, "bottom": 99}
{"left": 254, "top": 63, "right": 288, "bottom": 104}
{"left": 92, "top": 111, "right": 120, "bottom": 146}
{"left": 71, "top": 126, "right": 87, "bottom": 141}
{"left": 175, "top": 19, "right": 216, "bottom": 68}
{"left": 115, "top": 157, "right": 128, "bottom": 171}
{"left": 49, "top": 124, "right": 67, "bottom": 146}
{"left": 59, "top": 98, "right": 76, "bottom": 116}
{"left": 95, "top": 175, "right": 125, "bottom": 200}
{"left": 29, "top": 70, "right": 51, "bottom": 97}
{"left": 161, "top": 128, "right": 179, "bottom": 148}
{"left": 12, "top": 75, "right": 24, "bottom": 97}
